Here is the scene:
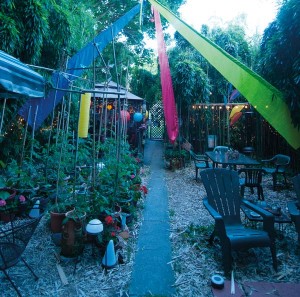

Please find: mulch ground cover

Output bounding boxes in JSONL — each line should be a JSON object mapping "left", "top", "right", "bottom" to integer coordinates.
{"left": 1, "top": 163, "right": 299, "bottom": 296}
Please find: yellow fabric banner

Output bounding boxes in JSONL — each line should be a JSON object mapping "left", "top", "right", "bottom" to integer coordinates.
{"left": 78, "top": 93, "right": 91, "bottom": 138}
{"left": 148, "top": 0, "right": 300, "bottom": 149}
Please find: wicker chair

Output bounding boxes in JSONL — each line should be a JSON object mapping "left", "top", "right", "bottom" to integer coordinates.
{"left": 200, "top": 168, "right": 277, "bottom": 274}
{"left": 0, "top": 216, "right": 41, "bottom": 296}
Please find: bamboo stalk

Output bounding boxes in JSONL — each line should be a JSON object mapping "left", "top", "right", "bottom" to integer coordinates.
{"left": 30, "top": 105, "right": 39, "bottom": 161}
{"left": 20, "top": 105, "right": 31, "bottom": 167}
{"left": 0, "top": 98, "right": 7, "bottom": 137}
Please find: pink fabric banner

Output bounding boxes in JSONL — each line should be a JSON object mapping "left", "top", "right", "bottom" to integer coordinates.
{"left": 152, "top": 7, "right": 178, "bottom": 143}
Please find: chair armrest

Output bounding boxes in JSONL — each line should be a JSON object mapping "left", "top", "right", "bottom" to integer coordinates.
{"left": 242, "top": 199, "right": 275, "bottom": 237}
{"left": 261, "top": 155, "right": 275, "bottom": 162}
{"left": 261, "top": 158, "right": 274, "bottom": 166}
{"left": 287, "top": 201, "right": 300, "bottom": 216}
{"left": 203, "top": 197, "right": 226, "bottom": 237}
{"left": 194, "top": 154, "right": 208, "bottom": 161}
{"left": 203, "top": 198, "right": 223, "bottom": 220}
{"left": 242, "top": 199, "right": 273, "bottom": 218}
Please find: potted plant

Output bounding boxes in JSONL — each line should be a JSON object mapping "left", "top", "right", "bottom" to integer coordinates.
{"left": 49, "top": 198, "right": 75, "bottom": 233}
{"left": 0, "top": 187, "right": 17, "bottom": 222}
{"left": 60, "top": 208, "right": 87, "bottom": 258}
{"left": 96, "top": 214, "right": 121, "bottom": 256}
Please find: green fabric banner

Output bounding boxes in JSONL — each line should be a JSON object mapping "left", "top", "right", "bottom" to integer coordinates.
{"left": 148, "top": 0, "right": 300, "bottom": 150}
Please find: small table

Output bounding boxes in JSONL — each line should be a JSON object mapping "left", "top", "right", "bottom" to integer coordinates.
{"left": 205, "top": 151, "right": 260, "bottom": 169}
{"left": 241, "top": 204, "right": 292, "bottom": 233}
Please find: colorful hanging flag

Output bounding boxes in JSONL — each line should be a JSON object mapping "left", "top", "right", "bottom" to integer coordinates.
{"left": 230, "top": 112, "right": 243, "bottom": 126}
{"left": 152, "top": 6, "right": 178, "bottom": 143}
{"left": 18, "top": 3, "right": 141, "bottom": 129}
{"left": 148, "top": 0, "right": 300, "bottom": 150}
{"left": 229, "top": 105, "right": 244, "bottom": 119}
{"left": 229, "top": 89, "right": 240, "bottom": 102}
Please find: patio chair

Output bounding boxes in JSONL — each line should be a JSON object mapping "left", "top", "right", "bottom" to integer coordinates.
{"left": 287, "top": 174, "right": 300, "bottom": 243}
{"left": 261, "top": 154, "right": 290, "bottom": 190}
{"left": 0, "top": 216, "right": 42, "bottom": 296}
{"left": 189, "top": 150, "right": 211, "bottom": 181}
{"left": 213, "top": 146, "right": 229, "bottom": 168}
{"left": 213, "top": 146, "right": 229, "bottom": 153}
{"left": 200, "top": 168, "right": 277, "bottom": 274}
{"left": 238, "top": 168, "right": 266, "bottom": 200}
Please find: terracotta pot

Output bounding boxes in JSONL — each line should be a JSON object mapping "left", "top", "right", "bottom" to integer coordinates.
{"left": 60, "top": 210, "right": 86, "bottom": 258}
{"left": 50, "top": 211, "right": 67, "bottom": 233}
{"left": 0, "top": 212, "right": 15, "bottom": 222}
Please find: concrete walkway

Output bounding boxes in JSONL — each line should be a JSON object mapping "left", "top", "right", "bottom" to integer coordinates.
{"left": 129, "top": 140, "right": 175, "bottom": 297}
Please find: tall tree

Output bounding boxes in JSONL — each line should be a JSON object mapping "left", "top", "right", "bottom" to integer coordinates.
{"left": 258, "top": 0, "right": 300, "bottom": 128}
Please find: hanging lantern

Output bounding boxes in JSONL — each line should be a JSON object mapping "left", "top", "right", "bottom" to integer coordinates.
{"left": 78, "top": 93, "right": 91, "bottom": 138}
{"left": 133, "top": 112, "right": 143, "bottom": 122}
{"left": 129, "top": 106, "right": 134, "bottom": 114}
{"left": 107, "top": 103, "right": 113, "bottom": 110}
{"left": 120, "top": 110, "right": 130, "bottom": 122}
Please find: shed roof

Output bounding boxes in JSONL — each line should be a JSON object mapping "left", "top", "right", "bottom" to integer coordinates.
{"left": 94, "top": 81, "right": 143, "bottom": 101}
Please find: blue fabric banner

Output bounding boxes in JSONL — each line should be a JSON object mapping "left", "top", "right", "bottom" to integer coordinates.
{"left": 18, "top": 3, "right": 141, "bottom": 128}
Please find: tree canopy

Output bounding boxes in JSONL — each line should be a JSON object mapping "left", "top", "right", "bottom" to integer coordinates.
{"left": 259, "top": 0, "right": 300, "bottom": 128}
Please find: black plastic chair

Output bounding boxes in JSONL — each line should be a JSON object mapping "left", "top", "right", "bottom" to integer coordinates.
{"left": 261, "top": 154, "right": 290, "bottom": 190}
{"left": 287, "top": 174, "right": 300, "bottom": 243}
{"left": 200, "top": 168, "right": 277, "bottom": 274}
{"left": 0, "top": 216, "right": 41, "bottom": 296}
{"left": 189, "top": 150, "right": 211, "bottom": 181}
{"left": 238, "top": 168, "right": 266, "bottom": 200}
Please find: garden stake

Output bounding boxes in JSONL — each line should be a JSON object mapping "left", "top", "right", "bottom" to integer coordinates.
{"left": 54, "top": 252, "right": 68, "bottom": 285}
{"left": 30, "top": 105, "right": 39, "bottom": 162}
{"left": 45, "top": 76, "right": 60, "bottom": 182}
{"left": 20, "top": 105, "right": 31, "bottom": 167}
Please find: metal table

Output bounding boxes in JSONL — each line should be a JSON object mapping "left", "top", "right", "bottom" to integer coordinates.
{"left": 205, "top": 151, "right": 260, "bottom": 169}
{"left": 241, "top": 204, "right": 292, "bottom": 234}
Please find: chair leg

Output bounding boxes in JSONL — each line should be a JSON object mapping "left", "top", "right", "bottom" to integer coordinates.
{"left": 208, "top": 229, "right": 216, "bottom": 244}
{"left": 240, "top": 186, "right": 245, "bottom": 198}
{"left": 270, "top": 242, "right": 278, "bottom": 272}
{"left": 2, "top": 269, "right": 23, "bottom": 297}
{"left": 195, "top": 168, "right": 199, "bottom": 181}
{"left": 21, "top": 257, "right": 39, "bottom": 281}
{"left": 272, "top": 173, "right": 277, "bottom": 190}
{"left": 221, "top": 241, "right": 232, "bottom": 275}
{"left": 258, "top": 186, "right": 264, "bottom": 200}
{"left": 283, "top": 173, "right": 288, "bottom": 188}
